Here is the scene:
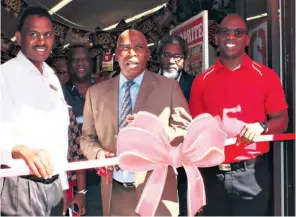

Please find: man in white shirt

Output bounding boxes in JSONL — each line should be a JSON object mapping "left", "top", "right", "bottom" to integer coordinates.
{"left": 0, "top": 7, "right": 69, "bottom": 216}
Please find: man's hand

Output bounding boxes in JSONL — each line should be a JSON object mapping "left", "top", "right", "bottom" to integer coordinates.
{"left": 63, "top": 190, "right": 86, "bottom": 216}
{"left": 238, "top": 123, "right": 265, "bottom": 145}
{"left": 12, "top": 145, "right": 53, "bottom": 179}
{"left": 96, "top": 149, "right": 117, "bottom": 183}
{"left": 72, "top": 193, "right": 86, "bottom": 216}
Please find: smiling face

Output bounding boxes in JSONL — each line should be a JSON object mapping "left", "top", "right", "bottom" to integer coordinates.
{"left": 216, "top": 15, "right": 250, "bottom": 60}
{"left": 115, "top": 30, "right": 150, "bottom": 80}
{"left": 16, "top": 15, "right": 54, "bottom": 68}
{"left": 68, "top": 47, "right": 92, "bottom": 82}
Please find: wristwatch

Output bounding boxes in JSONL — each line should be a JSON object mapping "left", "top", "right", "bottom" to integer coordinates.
{"left": 259, "top": 122, "right": 268, "bottom": 133}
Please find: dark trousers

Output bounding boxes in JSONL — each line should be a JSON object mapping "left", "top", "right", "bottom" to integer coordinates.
{"left": 202, "top": 154, "right": 270, "bottom": 216}
{"left": 0, "top": 176, "right": 63, "bottom": 216}
{"left": 177, "top": 167, "right": 188, "bottom": 216}
{"left": 84, "top": 170, "right": 102, "bottom": 216}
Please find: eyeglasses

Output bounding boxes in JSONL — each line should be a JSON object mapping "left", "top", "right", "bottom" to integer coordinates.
{"left": 218, "top": 28, "right": 247, "bottom": 38}
{"left": 160, "top": 53, "right": 184, "bottom": 61}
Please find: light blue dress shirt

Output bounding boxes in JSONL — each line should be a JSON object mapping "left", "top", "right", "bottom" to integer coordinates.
{"left": 113, "top": 71, "right": 145, "bottom": 183}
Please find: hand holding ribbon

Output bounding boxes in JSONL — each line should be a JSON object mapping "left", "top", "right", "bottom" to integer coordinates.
{"left": 96, "top": 150, "right": 115, "bottom": 184}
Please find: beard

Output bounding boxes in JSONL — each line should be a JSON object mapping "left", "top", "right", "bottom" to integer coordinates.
{"left": 162, "top": 68, "right": 180, "bottom": 79}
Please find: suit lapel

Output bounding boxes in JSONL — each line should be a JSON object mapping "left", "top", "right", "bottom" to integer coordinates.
{"left": 106, "top": 76, "right": 119, "bottom": 134}
{"left": 134, "top": 71, "right": 157, "bottom": 113}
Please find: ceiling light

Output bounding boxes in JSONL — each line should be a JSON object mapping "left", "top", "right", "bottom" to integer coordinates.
{"left": 246, "top": 13, "right": 267, "bottom": 21}
{"left": 103, "top": 3, "right": 167, "bottom": 31}
{"left": 48, "top": 0, "right": 72, "bottom": 15}
{"left": 246, "top": 9, "right": 280, "bottom": 21}
{"left": 61, "top": 4, "right": 165, "bottom": 49}
{"left": 10, "top": 0, "right": 73, "bottom": 41}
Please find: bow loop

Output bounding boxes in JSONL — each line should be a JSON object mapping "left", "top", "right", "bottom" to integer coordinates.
{"left": 129, "top": 111, "right": 170, "bottom": 145}
{"left": 117, "top": 112, "right": 226, "bottom": 216}
{"left": 117, "top": 127, "right": 169, "bottom": 171}
{"left": 182, "top": 114, "right": 226, "bottom": 167}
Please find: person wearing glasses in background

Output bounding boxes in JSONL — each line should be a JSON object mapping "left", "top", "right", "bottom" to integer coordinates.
{"left": 189, "top": 14, "right": 289, "bottom": 216}
{"left": 157, "top": 35, "right": 194, "bottom": 102}
{"left": 157, "top": 35, "right": 194, "bottom": 216}
{"left": 54, "top": 56, "right": 70, "bottom": 85}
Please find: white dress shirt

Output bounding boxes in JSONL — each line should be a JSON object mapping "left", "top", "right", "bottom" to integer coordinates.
{"left": 0, "top": 52, "right": 69, "bottom": 189}
{"left": 112, "top": 71, "right": 145, "bottom": 183}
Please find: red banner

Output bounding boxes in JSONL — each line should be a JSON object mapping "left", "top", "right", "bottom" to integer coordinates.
{"left": 171, "top": 11, "right": 209, "bottom": 76}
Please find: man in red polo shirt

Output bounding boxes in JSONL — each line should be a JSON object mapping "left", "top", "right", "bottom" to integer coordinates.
{"left": 189, "top": 14, "right": 288, "bottom": 216}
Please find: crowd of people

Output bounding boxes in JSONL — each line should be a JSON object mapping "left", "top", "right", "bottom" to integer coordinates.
{"left": 0, "top": 6, "right": 289, "bottom": 216}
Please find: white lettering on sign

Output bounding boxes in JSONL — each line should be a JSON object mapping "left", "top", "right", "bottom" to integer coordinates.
{"left": 178, "top": 23, "right": 203, "bottom": 44}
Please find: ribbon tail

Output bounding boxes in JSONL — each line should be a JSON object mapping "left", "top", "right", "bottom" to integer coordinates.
{"left": 135, "top": 167, "right": 168, "bottom": 216}
{"left": 184, "top": 162, "right": 205, "bottom": 217}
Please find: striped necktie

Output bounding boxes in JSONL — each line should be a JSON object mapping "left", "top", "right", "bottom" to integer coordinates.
{"left": 119, "top": 80, "right": 135, "bottom": 129}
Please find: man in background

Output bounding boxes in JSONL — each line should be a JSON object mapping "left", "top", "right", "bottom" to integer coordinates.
{"left": 62, "top": 44, "right": 101, "bottom": 216}
{"left": 157, "top": 35, "right": 195, "bottom": 216}
{"left": 157, "top": 35, "right": 194, "bottom": 102}
{"left": 53, "top": 56, "right": 69, "bottom": 84}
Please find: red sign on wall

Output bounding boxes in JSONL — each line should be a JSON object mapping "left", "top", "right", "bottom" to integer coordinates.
{"left": 170, "top": 11, "right": 209, "bottom": 76}
{"left": 248, "top": 18, "right": 268, "bottom": 65}
{"left": 102, "top": 53, "right": 114, "bottom": 71}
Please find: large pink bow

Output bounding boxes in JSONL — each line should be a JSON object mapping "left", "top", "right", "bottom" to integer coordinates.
{"left": 117, "top": 112, "right": 226, "bottom": 216}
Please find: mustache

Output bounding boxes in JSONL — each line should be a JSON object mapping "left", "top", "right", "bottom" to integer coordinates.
{"left": 164, "top": 66, "right": 178, "bottom": 70}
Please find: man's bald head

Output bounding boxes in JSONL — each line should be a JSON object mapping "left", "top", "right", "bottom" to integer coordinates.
{"left": 117, "top": 29, "right": 148, "bottom": 47}
{"left": 220, "top": 14, "right": 248, "bottom": 30}
{"left": 115, "top": 29, "right": 150, "bottom": 80}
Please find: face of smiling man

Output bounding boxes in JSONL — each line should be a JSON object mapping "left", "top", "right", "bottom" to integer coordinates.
{"left": 68, "top": 47, "right": 92, "bottom": 83}
{"left": 16, "top": 15, "right": 54, "bottom": 71}
{"left": 115, "top": 29, "right": 151, "bottom": 80}
{"left": 216, "top": 14, "right": 250, "bottom": 60}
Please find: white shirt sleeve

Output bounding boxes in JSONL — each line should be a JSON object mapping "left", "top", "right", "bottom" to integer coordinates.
{"left": 59, "top": 171, "right": 69, "bottom": 190}
{"left": 1, "top": 56, "right": 70, "bottom": 180}
{"left": 0, "top": 70, "right": 15, "bottom": 164}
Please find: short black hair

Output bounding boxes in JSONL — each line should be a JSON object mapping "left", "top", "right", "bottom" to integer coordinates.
{"left": 67, "top": 44, "right": 91, "bottom": 62}
{"left": 17, "top": 6, "right": 53, "bottom": 32}
{"left": 156, "top": 35, "right": 188, "bottom": 59}
{"left": 67, "top": 44, "right": 92, "bottom": 71}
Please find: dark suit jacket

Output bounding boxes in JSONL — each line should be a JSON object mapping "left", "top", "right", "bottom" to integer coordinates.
{"left": 178, "top": 71, "right": 195, "bottom": 103}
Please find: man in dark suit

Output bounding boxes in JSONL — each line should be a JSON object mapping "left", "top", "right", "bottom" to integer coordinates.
{"left": 157, "top": 35, "right": 195, "bottom": 102}
{"left": 157, "top": 35, "right": 195, "bottom": 216}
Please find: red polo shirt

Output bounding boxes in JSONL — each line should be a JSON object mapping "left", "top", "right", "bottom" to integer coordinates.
{"left": 189, "top": 54, "right": 288, "bottom": 163}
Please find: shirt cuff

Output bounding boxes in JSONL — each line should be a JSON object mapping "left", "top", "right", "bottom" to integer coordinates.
{"left": 59, "top": 171, "right": 69, "bottom": 190}
{"left": 0, "top": 145, "right": 14, "bottom": 166}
